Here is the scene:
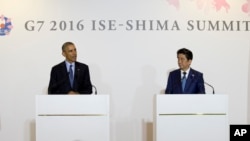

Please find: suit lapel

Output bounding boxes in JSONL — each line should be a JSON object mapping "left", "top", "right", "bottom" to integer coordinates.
{"left": 185, "top": 69, "right": 194, "bottom": 93}
{"left": 73, "top": 62, "right": 79, "bottom": 89}
{"left": 60, "top": 62, "right": 69, "bottom": 77}
{"left": 176, "top": 70, "right": 183, "bottom": 93}
{"left": 60, "top": 62, "right": 71, "bottom": 88}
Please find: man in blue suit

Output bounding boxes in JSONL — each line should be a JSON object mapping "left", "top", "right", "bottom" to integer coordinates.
{"left": 48, "top": 42, "right": 92, "bottom": 94}
{"left": 165, "top": 48, "right": 205, "bottom": 94}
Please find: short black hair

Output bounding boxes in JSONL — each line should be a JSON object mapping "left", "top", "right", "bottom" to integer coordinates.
{"left": 177, "top": 48, "right": 193, "bottom": 60}
{"left": 62, "top": 42, "right": 74, "bottom": 51}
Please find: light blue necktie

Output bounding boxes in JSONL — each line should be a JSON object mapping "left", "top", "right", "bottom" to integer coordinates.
{"left": 69, "top": 65, "right": 74, "bottom": 88}
{"left": 182, "top": 72, "right": 187, "bottom": 92}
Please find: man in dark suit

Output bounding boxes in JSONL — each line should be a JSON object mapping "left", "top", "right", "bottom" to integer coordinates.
{"left": 48, "top": 42, "right": 92, "bottom": 94}
{"left": 165, "top": 48, "right": 205, "bottom": 94}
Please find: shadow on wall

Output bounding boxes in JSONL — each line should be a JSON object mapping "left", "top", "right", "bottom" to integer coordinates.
{"left": 134, "top": 65, "right": 161, "bottom": 141}
{"left": 142, "top": 120, "right": 153, "bottom": 141}
{"left": 28, "top": 119, "right": 35, "bottom": 141}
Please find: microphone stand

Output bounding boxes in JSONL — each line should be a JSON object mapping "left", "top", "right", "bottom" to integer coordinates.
{"left": 92, "top": 85, "right": 97, "bottom": 95}
{"left": 204, "top": 82, "right": 215, "bottom": 94}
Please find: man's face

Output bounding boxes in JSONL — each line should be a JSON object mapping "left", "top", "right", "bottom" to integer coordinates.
{"left": 62, "top": 44, "right": 77, "bottom": 63}
{"left": 177, "top": 53, "right": 192, "bottom": 71}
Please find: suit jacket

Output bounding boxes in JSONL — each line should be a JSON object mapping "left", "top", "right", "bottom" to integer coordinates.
{"left": 48, "top": 61, "right": 92, "bottom": 94}
{"left": 165, "top": 68, "right": 205, "bottom": 94}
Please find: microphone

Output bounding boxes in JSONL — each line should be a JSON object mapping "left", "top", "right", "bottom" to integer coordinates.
{"left": 204, "top": 82, "right": 215, "bottom": 94}
{"left": 92, "top": 85, "right": 97, "bottom": 95}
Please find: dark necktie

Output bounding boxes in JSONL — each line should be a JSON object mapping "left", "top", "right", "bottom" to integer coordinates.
{"left": 182, "top": 72, "right": 187, "bottom": 92}
{"left": 69, "top": 65, "right": 74, "bottom": 88}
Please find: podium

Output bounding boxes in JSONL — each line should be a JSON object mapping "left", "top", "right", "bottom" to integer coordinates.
{"left": 36, "top": 95, "right": 109, "bottom": 141}
{"left": 154, "top": 94, "right": 228, "bottom": 141}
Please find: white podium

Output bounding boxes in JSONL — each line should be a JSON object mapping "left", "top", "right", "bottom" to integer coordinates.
{"left": 154, "top": 94, "right": 228, "bottom": 141}
{"left": 36, "top": 95, "right": 109, "bottom": 141}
